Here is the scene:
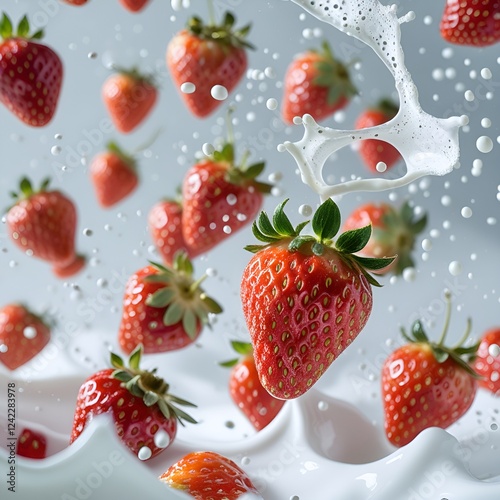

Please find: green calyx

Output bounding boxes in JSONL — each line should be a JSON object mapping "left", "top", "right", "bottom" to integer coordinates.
{"left": 113, "top": 66, "right": 157, "bottom": 88}
{"left": 401, "top": 291, "right": 480, "bottom": 378}
{"left": 245, "top": 198, "right": 395, "bottom": 287}
{"left": 0, "top": 13, "right": 43, "bottom": 41}
{"left": 6, "top": 177, "right": 50, "bottom": 212}
{"left": 107, "top": 141, "right": 137, "bottom": 171}
{"left": 374, "top": 98, "right": 399, "bottom": 118}
{"left": 144, "top": 251, "right": 223, "bottom": 340}
{"left": 219, "top": 340, "right": 253, "bottom": 368}
{"left": 110, "top": 345, "right": 197, "bottom": 425}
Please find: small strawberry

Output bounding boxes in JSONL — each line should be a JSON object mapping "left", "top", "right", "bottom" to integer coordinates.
{"left": 6, "top": 178, "right": 85, "bottom": 278}
{"left": 160, "top": 451, "right": 261, "bottom": 500}
{"left": 220, "top": 340, "right": 285, "bottom": 431}
{"left": 0, "top": 304, "right": 51, "bottom": 371}
{"left": 102, "top": 67, "right": 157, "bottom": 133}
{"left": 16, "top": 428, "right": 47, "bottom": 459}
{"left": 62, "top": 0, "right": 89, "bottom": 5}
{"left": 70, "top": 345, "right": 196, "bottom": 460}
{"left": 355, "top": 99, "right": 401, "bottom": 172}
{"left": 119, "top": 0, "right": 150, "bottom": 12}
{"left": 118, "top": 252, "right": 222, "bottom": 355}
{"left": 440, "top": 0, "right": 500, "bottom": 47}
{"left": 241, "top": 199, "right": 394, "bottom": 400}
{"left": 0, "top": 13, "right": 63, "bottom": 127}
{"left": 90, "top": 142, "right": 138, "bottom": 208}
{"left": 382, "top": 292, "right": 479, "bottom": 447}
{"left": 282, "top": 40, "right": 356, "bottom": 124}
{"left": 167, "top": 12, "right": 253, "bottom": 118}
{"left": 342, "top": 201, "right": 427, "bottom": 275}
{"left": 473, "top": 328, "right": 500, "bottom": 395}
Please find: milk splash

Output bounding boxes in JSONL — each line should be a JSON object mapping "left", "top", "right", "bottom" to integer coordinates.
{"left": 281, "top": 0, "right": 468, "bottom": 201}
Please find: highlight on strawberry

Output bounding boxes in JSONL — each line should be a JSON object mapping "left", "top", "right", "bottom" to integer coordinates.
{"left": 240, "top": 198, "right": 395, "bottom": 400}
{"left": 473, "top": 327, "right": 500, "bottom": 395}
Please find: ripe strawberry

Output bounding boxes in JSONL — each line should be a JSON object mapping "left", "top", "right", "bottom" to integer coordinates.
{"left": 473, "top": 328, "right": 500, "bottom": 395}
{"left": 90, "top": 142, "right": 138, "bottom": 208}
{"left": 167, "top": 12, "right": 253, "bottom": 118}
{"left": 221, "top": 340, "right": 285, "bottom": 431}
{"left": 70, "top": 345, "right": 196, "bottom": 460}
{"left": 440, "top": 0, "right": 500, "bottom": 47}
{"left": 160, "top": 451, "right": 260, "bottom": 499}
{"left": 6, "top": 178, "right": 85, "bottom": 278}
{"left": 182, "top": 141, "right": 272, "bottom": 255}
{"left": 16, "top": 428, "right": 47, "bottom": 459}
{"left": 0, "top": 304, "right": 51, "bottom": 371}
{"left": 102, "top": 67, "right": 157, "bottom": 133}
{"left": 118, "top": 252, "right": 222, "bottom": 355}
{"left": 241, "top": 199, "right": 394, "bottom": 400}
{"left": 0, "top": 13, "right": 63, "bottom": 127}
{"left": 342, "top": 201, "right": 427, "bottom": 275}
{"left": 282, "top": 41, "right": 356, "bottom": 124}
{"left": 355, "top": 99, "right": 401, "bottom": 172}
{"left": 382, "top": 292, "right": 479, "bottom": 447}
{"left": 119, "top": 0, "right": 150, "bottom": 12}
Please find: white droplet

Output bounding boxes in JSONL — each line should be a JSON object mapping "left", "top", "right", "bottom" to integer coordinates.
{"left": 423, "top": 15, "right": 432, "bottom": 25}
{"left": 266, "top": 98, "right": 278, "bottom": 110}
{"left": 180, "top": 82, "right": 196, "bottom": 94}
{"left": 402, "top": 267, "right": 417, "bottom": 282}
{"left": 299, "top": 204, "right": 313, "bottom": 217}
{"left": 318, "top": 401, "right": 329, "bottom": 411}
{"left": 487, "top": 217, "right": 497, "bottom": 225}
{"left": 441, "top": 195, "right": 452, "bottom": 207}
{"left": 211, "top": 85, "right": 228, "bottom": 101}
{"left": 481, "top": 67, "right": 492, "bottom": 80}
{"left": 202, "top": 143, "right": 214, "bottom": 156}
{"left": 422, "top": 239, "right": 432, "bottom": 251}
{"left": 54, "top": 133, "right": 63, "bottom": 140}
{"left": 88, "top": 51, "right": 98, "bottom": 59}
{"left": 0, "top": 344, "right": 8, "bottom": 353}
{"left": 376, "top": 161, "right": 387, "bottom": 172}
{"left": 432, "top": 68, "right": 444, "bottom": 81}
{"left": 264, "top": 66, "right": 276, "bottom": 79}
{"left": 83, "top": 228, "right": 93, "bottom": 237}
{"left": 96, "top": 278, "right": 108, "bottom": 288}
{"left": 23, "top": 326, "right": 37, "bottom": 339}
{"left": 481, "top": 118, "right": 491, "bottom": 128}
{"left": 461, "top": 206, "right": 472, "bottom": 218}
{"left": 223, "top": 225, "right": 232, "bottom": 234}
{"left": 138, "top": 446, "right": 152, "bottom": 460}
{"left": 488, "top": 344, "right": 500, "bottom": 357}
{"left": 476, "top": 136, "right": 493, "bottom": 153}
{"left": 449, "top": 261, "right": 462, "bottom": 276}
{"left": 464, "top": 90, "right": 475, "bottom": 101}
{"left": 154, "top": 430, "right": 171, "bottom": 449}
{"left": 51, "top": 145, "right": 62, "bottom": 156}
{"left": 241, "top": 456, "right": 251, "bottom": 465}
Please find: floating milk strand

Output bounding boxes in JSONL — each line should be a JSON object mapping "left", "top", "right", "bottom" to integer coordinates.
{"left": 281, "top": 0, "right": 467, "bottom": 200}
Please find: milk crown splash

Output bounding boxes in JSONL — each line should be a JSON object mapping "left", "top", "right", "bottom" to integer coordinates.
{"left": 281, "top": 0, "right": 468, "bottom": 201}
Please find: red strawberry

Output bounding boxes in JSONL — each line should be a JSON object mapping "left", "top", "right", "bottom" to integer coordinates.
{"left": 102, "top": 67, "right": 157, "bottom": 133}
{"left": 240, "top": 199, "right": 394, "bottom": 400}
{"left": 62, "top": 0, "right": 88, "bottom": 5}
{"left": 119, "top": 0, "right": 150, "bottom": 12}
{"left": 16, "top": 428, "right": 47, "bottom": 459}
{"left": 160, "top": 451, "right": 260, "bottom": 499}
{"left": 342, "top": 201, "right": 427, "bottom": 275}
{"left": 0, "top": 14, "right": 63, "bottom": 127}
{"left": 282, "top": 41, "right": 356, "bottom": 124}
{"left": 355, "top": 99, "right": 401, "bottom": 172}
{"left": 70, "top": 346, "right": 196, "bottom": 460}
{"left": 118, "top": 253, "right": 222, "bottom": 355}
{"left": 221, "top": 341, "right": 285, "bottom": 431}
{"left": 440, "top": 0, "right": 500, "bottom": 47}
{"left": 167, "top": 12, "right": 253, "bottom": 118}
{"left": 182, "top": 141, "right": 272, "bottom": 255}
{"left": 0, "top": 304, "right": 51, "bottom": 371}
{"left": 473, "top": 328, "right": 500, "bottom": 395}
{"left": 382, "top": 292, "right": 479, "bottom": 447}
{"left": 6, "top": 178, "right": 85, "bottom": 278}
{"left": 90, "top": 142, "right": 138, "bottom": 208}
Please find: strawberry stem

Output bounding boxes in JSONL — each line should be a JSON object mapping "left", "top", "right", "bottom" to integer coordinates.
{"left": 436, "top": 290, "right": 452, "bottom": 347}
{"left": 451, "top": 317, "right": 473, "bottom": 350}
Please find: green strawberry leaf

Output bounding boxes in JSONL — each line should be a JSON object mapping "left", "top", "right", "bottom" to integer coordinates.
{"left": 273, "top": 199, "right": 296, "bottom": 236}
{"left": 31, "top": 29, "right": 44, "bottom": 40}
{"left": 258, "top": 210, "right": 281, "bottom": 239}
{"left": 128, "top": 344, "right": 142, "bottom": 370}
{"left": 288, "top": 235, "right": 315, "bottom": 252}
{"left": 231, "top": 340, "right": 253, "bottom": 355}
{"left": 163, "top": 302, "right": 183, "bottom": 326}
{"left": 336, "top": 225, "right": 372, "bottom": 254}
{"left": 146, "top": 287, "right": 176, "bottom": 308}
{"left": 110, "top": 352, "right": 124, "bottom": 369}
{"left": 411, "top": 320, "right": 429, "bottom": 343}
{"left": 143, "top": 391, "right": 159, "bottom": 407}
{"left": 351, "top": 254, "right": 395, "bottom": 270}
{"left": 312, "top": 198, "right": 341, "bottom": 242}
{"left": 200, "top": 294, "right": 223, "bottom": 314}
{"left": 182, "top": 309, "right": 198, "bottom": 340}
{"left": 431, "top": 346, "right": 449, "bottom": 363}
{"left": 219, "top": 358, "right": 239, "bottom": 368}
{"left": 244, "top": 162, "right": 266, "bottom": 179}
{"left": 17, "top": 15, "right": 29, "bottom": 38}
{"left": 244, "top": 243, "right": 268, "bottom": 253}
{"left": 112, "top": 370, "right": 133, "bottom": 383}
{"left": 0, "top": 13, "right": 13, "bottom": 39}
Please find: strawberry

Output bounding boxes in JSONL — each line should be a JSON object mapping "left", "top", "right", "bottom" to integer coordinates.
{"left": 240, "top": 199, "right": 394, "bottom": 400}
{"left": 440, "top": 0, "right": 500, "bottom": 47}
{"left": 160, "top": 451, "right": 260, "bottom": 499}
{"left": 473, "top": 328, "right": 500, "bottom": 395}
{"left": 355, "top": 99, "right": 401, "bottom": 172}
{"left": 342, "top": 201, "right": 427, "bottom": 275}
{"left": 62, "top": 0, "right": 89, "bottom": 5}
{"left": 119, "top": 0, "right": 150, "bottom": 12}
{"left": 382, "top": 292, "right": 479, "bottom": 447}
{"left": 118, "top": 252, "right": 222, "bottom": 355}
{"left": 90, "top": 142, "right": 138, "bottom": 208}
{"left": 0, "top": 13, "right": 63, "bottom": 127}
{"left": 6, "top": 178, "right": 85, "bottom": 278}
{"left": 182, "top": 141, "right": 272, "bottom": 255}
{"left": 167, "top": 12, "right": 253, "bottom": 118}
{"left": 70, "top": 345, "right": 196, "bottom": 460}
{"left": 16, "top": 428, "right": 47, "bottom": 459}
{"left": 0, "top": 304, "right": 51, "bottom": 371}
{"left": 102, "top": 67, "right": 157, "bottom": 134}
{"left": 281, "top": 41, "right": 356, "bottom": 124}
{"left": 220, "top": 341, "right": 285, "bottom": 431}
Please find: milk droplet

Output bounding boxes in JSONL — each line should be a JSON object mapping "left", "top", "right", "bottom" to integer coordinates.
{"left": 180, "top": 82, "right": 195, "bottom": 94}
{"left": 138, "top": 446, "right": 152, "bottom": 461}
{"left": 403, "top": 267, "right": 417, "bottom": 282}
{"left": 83, "top": 228, "right": 93, "bottom": 236}
{"left": 376, "top": 162, "right": 387, "bottom": 172}
{"left": 241, "top": 456, "right": 251, "bottom": 465}
{"left": 481, "top": 118, "right": 491, "bottom": 128}
{"left": 211, "top": 85, "right": 228, "bottom": 101}
{"left": 481, "top": 67, "right": 492, "bottom": 79}
{"left": 422, "top": 239, "right": 432, "bottom": 251}
{"left": 476, "top": 136, "right": 493, "bottom": 153}
{"left": 464, "top": 90, "right": 475, "bottom": 101}
{"left": 449, "top": 261, "right": 462, "bottom": 276}
{"left": 23, "top": 326, "right": 37, "bottom": 339}
{"left": 154, "top": 430, "right": 171, "bottom": 449}
{"left": 202, "top": 143, "right": 214, "bottom": 156}
{"left": 461, "top": 207, "right": 472, "bottom": 218}
{"left": 441, "top": 195, "right": 452, "bottom": 207}
{"left": 266, "top": 98, "right": 278, "bottom": 110}
{"left": 489, "top": 344, "right": 500, "bottom": 357}
{"left": 0, "top": 344, "right": 8, "bottom": 353}
{"left": 264, "top": 66, "right": 276, "bottom": 79}
{"left": 299, "top": 204, "right": 313, "bottom": 217}
{"left": 318, "top": 401, "right": 328, "bottom": 411}
{"left": 51, "top": 145, "right": 62, "bottom": 156}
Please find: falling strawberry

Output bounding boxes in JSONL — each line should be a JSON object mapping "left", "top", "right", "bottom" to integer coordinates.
{"left": 90, "top": 142, "right": 138, "bottom": 208}
{"left": 0, "top": 13, "right": 63, "bottom": 126}
{"left": 240, "top": 199, "right": 394, "bottom": 400}
{"left": 342, "top": 201, "right": 427, "bottom": 275}
{"left": 221, "top": 340, "right": 285, "bottom": 431}
{"left": 119, "top": 0, "right": 150, "bottom": 12}
{"left": 355, "top": 99, "right": 401, "bottom": 172}
{"left": 16, "top": 428, "right": 47, "bottom": 459}
{"left": 282, "top": 41, "right": 356, "bottom": 124}
{"left": 118, "top": 252, "right": 222, "bottom": 355}
{"left": 382, "top": 292, "right": 479, "bottom": 447}
{"left": 473, "top": 328, "right": 500, "bottom": 395}
{"left": 440, "top": 0, "right": 500, "bottom": 47}
{"left": 167, "top": 12, "right": 253, "bottom": 118}
{"left": 0, "top": 304, "right": 51, "bottom": 371}
{"left": 6, "top": 178, "right": 85, "bottom": 278}
{"left": 102, "top": 67, "right": 157, "bottom": 133}
{"left": 160, "top": 451, "right": 260, "bottom": 500}
{"left": 70, "top": 345, "right": 196, "bottom": 460}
